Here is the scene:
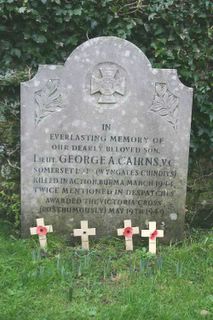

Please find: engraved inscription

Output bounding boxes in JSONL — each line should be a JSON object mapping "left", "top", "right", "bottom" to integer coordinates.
{"left": 90, "top": 62, "right": 126, "bottom": 105}
{"left": 150, "top": 83, "right": 179, "bottom": 130}
{"left": 33, "top": 131, "right": 176, "bottom": 220}
{"left": 34, "top": 79, "right": 63, "bottom": 127}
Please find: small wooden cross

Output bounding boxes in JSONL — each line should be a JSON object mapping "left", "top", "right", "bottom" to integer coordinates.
{"left": 73, "top": 220, "right": 96, "bottom": 250}
{"left": 141, "top": 221, "right": 164, "bottom": 254}
{"left": 117, "top": 219, "right": 139, "bottom": 251}
{"left": 30, "top": 218, "right": 53, "bottom": 249}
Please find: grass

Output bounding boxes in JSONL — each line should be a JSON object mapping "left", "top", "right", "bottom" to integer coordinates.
{"left": 0, "top": 221, "right": 212, "bottom": 320}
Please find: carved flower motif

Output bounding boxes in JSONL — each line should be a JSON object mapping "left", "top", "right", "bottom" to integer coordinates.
{"left": 36, "top": 226, "right": 47, "bottom": 236}
{"left": 34, "top": 79, "right": 63, "bottom": 126}
{"left": 150, "top": 230, "right": 158, "bottom": 240}
{"left": 150, "top": 82, "right": 179, "bottom": 130}
{"left": 123, "top": 227, "right": 133, "bottom": 238}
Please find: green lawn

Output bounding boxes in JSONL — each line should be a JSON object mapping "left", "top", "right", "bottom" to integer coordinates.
{"left": 0, "top": 221, "right": 212, "bottom": 320}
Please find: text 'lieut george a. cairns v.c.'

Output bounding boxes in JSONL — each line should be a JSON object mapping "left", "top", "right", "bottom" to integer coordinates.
{"left": 21, "top": 37, "right": 193, "bottom": 242}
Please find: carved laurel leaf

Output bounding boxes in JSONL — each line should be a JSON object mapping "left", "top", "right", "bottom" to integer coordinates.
{"left": 34, "top": 79, "right": 63, "bottom": 126}
{"left": 150, "top": 82, "right": 179, "bottom": 130}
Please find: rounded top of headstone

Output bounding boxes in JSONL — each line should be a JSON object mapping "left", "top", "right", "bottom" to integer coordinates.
{"left": 65, "top": 36, "right": 152, "bottom": 68}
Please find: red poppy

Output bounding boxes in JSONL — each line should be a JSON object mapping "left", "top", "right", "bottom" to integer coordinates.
{"left": 123, "top": 227, "right": 133, "bottom": 238}
{"left": 36, "top": 226, "right": 47, "bottom": 236}
{"left": 150, "top": 229, "right": 158, "bottom": 240}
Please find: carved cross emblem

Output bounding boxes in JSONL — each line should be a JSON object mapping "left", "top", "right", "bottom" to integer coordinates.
{"left": 91, "top": 66, "right": 125, "bottom": 104}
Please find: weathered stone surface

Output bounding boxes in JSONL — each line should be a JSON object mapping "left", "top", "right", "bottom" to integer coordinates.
{"left": 21, "top": 36, "right": 193, "bottom": 241}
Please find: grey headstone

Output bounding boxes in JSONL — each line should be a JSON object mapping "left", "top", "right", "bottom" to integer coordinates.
{"left": 21, "top": 36, "right": 193, "bottom": 241}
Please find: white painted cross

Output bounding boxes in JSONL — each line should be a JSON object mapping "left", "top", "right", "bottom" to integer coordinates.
{"left": 117, "top": 219, "right": 139, "bottom": 251}
{"left": 73, "top": 220, "right": 96, "bottom": 250}
{"left": 30, "top": 218, "right": 53, "bottom": 249}
{"left": 141, "top": 221, "right": 164, "bottom": 254}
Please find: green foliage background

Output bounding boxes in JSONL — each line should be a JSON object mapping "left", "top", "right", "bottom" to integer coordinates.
{"left": 0, "top": 0, "right": 212, "bottom": 226}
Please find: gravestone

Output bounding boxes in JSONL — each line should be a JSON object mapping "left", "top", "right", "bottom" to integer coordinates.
{"left": 21, "top": 36, "right": 193, "bottom": 241}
